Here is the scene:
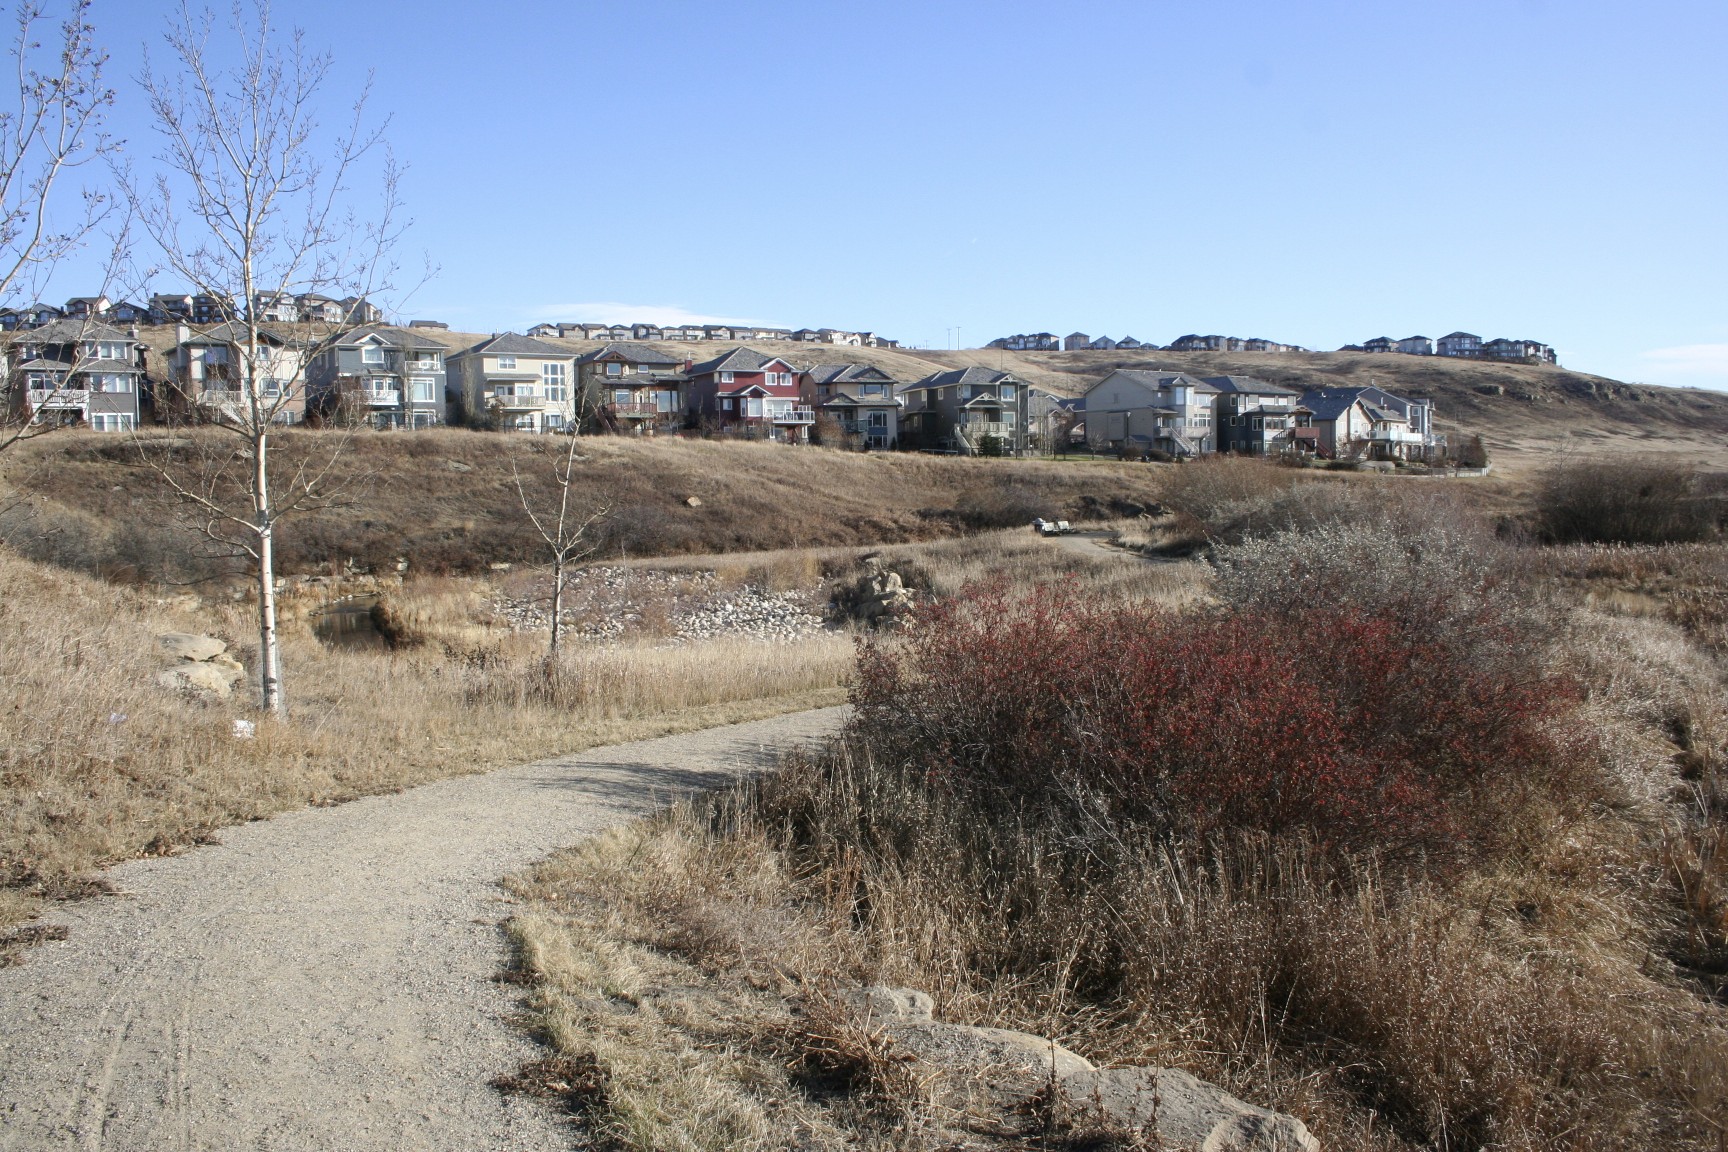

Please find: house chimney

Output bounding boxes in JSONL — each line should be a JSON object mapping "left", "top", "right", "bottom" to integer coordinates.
{"left": 128, "top": 324, "right": 139, "bottom": 339}
{"left": 175, "top": 322, "right": 189, "bottom": 347}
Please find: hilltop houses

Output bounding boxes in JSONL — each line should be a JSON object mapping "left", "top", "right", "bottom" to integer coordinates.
{"left": 6, "top": 319, "right": 146, "bottom": 431}
{"left": 444, "top": 333, "right": 573, "bottom": 432}
{"left": 578, "top": 342, "right": 687, "bottom": 434}
{"left": 163, "top": 322, "right": 310, "bottom": 425}
{"left": 307, "top": 325, "right": 450, "bottom": 430}
{"left": 1082, "top": 371, "right": 1219, "bottom": 458}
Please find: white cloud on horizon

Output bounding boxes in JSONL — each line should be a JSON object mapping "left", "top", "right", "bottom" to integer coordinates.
{"left": 524, "top": 301, "right": 770, "bottom": 327}
{"left": 1639, "top": 343, "right": 1728, "bottom": 384}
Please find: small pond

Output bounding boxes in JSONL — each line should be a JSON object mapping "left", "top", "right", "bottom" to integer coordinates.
{"left": 311, "top": 595, "right": 388, "bottom": 651}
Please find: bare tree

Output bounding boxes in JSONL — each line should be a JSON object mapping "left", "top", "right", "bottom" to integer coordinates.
{"left": 126, "top": 0, "right": 408, "bottom": 717}
{"left": 0, "top": 0, "right": 118, "bottom": 453}
{"left": 512, "top": 433, "right": 607, "bottom": 660}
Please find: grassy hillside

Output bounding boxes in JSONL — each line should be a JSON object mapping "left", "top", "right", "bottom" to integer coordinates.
{"left": 0, "top": 431, "right": 1163, "bottom": 581}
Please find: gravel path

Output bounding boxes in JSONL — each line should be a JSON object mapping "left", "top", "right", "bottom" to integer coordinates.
{"left": 0, "top": 707, "right": 847, "bottom": 1151}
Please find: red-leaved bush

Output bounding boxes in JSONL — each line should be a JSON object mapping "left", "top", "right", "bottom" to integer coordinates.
{"left": 852, "top": 581, "right": 1574, "bottom": 862}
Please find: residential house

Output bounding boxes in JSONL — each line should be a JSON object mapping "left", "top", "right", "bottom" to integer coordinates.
{"left": 1, "top": 303, "right": 65, "bottom": 330}
{"left": 1115, "top": 336, "right": 1143, "bottom": 349}
{"left": 1243, "top": 338, "right": 1304, "bottom": 352}
{"left": 1024, "top": 386, "right": 1074, "bottom": 451}
{"left": 164, "top": 321, "right": 309, "bottom": 425}
{"left": 799, "top": 363, "right": 901, "bottom": 449}
{"left": 63, "top": 295, "right": 111, "bottom": 320}
{"left": 663, "top": 324, "right": 707, "bottom": 341}
{"left": 340, "top": 297, "right": 384, "bottom": 325}
{"left": 1167, "top": 334, "right": 1227, "bottom": 352}
{"left": 6, "top": 319, "right": 145, "bottom": 431}
{"left": 1396, "top": 335, "right": 1434, "bottom": 355}
{"left": 1207, "top": 375, "right": 1301, "bottom": 456}
{"left": 577, "top": 342, "right": 687, "bottom": 434}
{"left": 1087, "top": 335, "right": 1118, "bottom": 351}
{"left": 898, "top": 366, "right": 1031, "bottom": 455}
{"left": 526, "top": 323, "right": 562, "bottom": 338}
{"left": 191, "top": 295, "right": 234, "bottom": 324}
{"left": 296, "top": 293, "right": 346, "bottom": 323}
{"left": 985, "top": 332, "right": 1061, "bottom": 352}
{"left": 109, "top": 301, "right": 150, "bottom": 325}
{"left": 631, "top": 323, "right": 665, "bottom": 342}
{"left": 1063, "top": 332, "right": 1091, "bottom": 351}
{"left": 1436, "top": 331, "right": 1482, "bottom": 358}
{"left": 147, "top": 294, "right": 194, "bottom": 324}
{"left": 408, "top": 319, "right": 449, "bottom": 330}
{"left": 684, "top": 347, "right": 812, "bottom": 442}
{"left": 1362, "top": 336, "right": 1398, "bottom": 354}
{"left": 1296, "top": 385, "right": 1439, "bottom": 460}
{"left": 1082, "top": 370, "right": 1218, "bottom": 457}
{"left": 444, "top": 332, "right": 576, "bottom": 432}
{"left": 248, "top": 292, "right": 300, "bottom": 323}
{"left": 706, "top": 326, "right": 739, "bottom": 342}
{"left": 306, "top": 325, "right": 450, "bottom": 429}
{"left": 1481, "top": 338, "right": 1557, "bottom": 364}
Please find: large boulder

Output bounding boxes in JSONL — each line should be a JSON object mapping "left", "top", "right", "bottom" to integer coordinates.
{"left": 837, "top": 986, "right": 1319, "bottom": 1151}
{"left": 157, "top": 632, "right": 227, "bottom": 662}
{"left": 156, "top": 662, "right": 244, "bottom": 700}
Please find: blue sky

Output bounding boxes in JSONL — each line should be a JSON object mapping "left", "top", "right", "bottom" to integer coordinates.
{"left": 53, "top": 0, "right": 1728, "bottom": 388}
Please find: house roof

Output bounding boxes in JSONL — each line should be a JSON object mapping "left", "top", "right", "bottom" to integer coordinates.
{"left": 902, "top": 365, "right": 1019, "bottom": 393}
{"left": 23, "top": 319, "right": 138, "bottom": 344}
{"left": 1438, "top": 331, "right": 1480, "bottom": 341}
{"left": 688, "top": 346, "right": 794, "bottom": 375}
{"left": 1203, "top": 374, "right": 1297, "bottom": 396}
{"left": 455, "top": 331, "right": 572, "bottom": 359}
{"left": 178, "top": 321, "right": 291, "bottom": 347}
{"left": 576, "top": 342, "right": 683, "bottom": 366}
{"left": 804, "top": 363, "right": 897, "bottom": 385}
{"left": 1099, "top": 370, "right": 1219, "bottom": 394}
{"left": 1297, "top": 390, "right": 1370, "bottom": 421}
{"left": 340, "top": 324, "right": 448, "bottom": 352}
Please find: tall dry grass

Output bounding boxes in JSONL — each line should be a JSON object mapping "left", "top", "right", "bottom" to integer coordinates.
{"left": 0, "top": 545, "right": 851, "bottom": 939}
{"left": 504, "top": 511, "right": 1728, "bottom": 1152}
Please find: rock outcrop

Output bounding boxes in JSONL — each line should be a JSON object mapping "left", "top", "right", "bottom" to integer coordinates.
{"left": 833, "top": 556, "right": 914, "bottom": 627}
{"left": 838, "top": 986, "right": 1318, "bottom": 1151}
{"left": 154, "top": 633, "right": 245, "bottom": 700}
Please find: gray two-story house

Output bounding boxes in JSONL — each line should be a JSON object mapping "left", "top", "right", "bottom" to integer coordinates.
{"left": 6, "top": 319, "right": 146, "bottom": 431}
{"left": 306, "top": 325, "right": 448, "bottom": 428}
{"left": 898, "top": 366, "right": 1031, "bottom": 455}
{"left": 799, "top": 363, "right": 902, "bottom": 449}
{"left": 1082, "top": 370, "right": 1218, "bottom": 457}
{"left": 1208, "top": 375, "right": 1301, "bottom": 456}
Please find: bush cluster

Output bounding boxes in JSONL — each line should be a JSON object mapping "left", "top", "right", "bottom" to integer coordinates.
{"left": 854, "top": 550, "right": 1567, "bottom": 864}
{"left": 1534, "top": 460, "right": 1720, "bottom": 545}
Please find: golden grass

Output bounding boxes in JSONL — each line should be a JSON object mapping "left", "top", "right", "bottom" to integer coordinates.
{"left": 503, "top": 538, "right": 1728, "bottom": 1152}
{"left": 0, "top": 544, "right": 851, "bottom": 936}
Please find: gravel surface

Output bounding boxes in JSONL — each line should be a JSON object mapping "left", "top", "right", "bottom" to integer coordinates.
{"left": 0, "top": 707, "right": 847, "bottom": 1151}
{"left": 492, "top": 567, "right": 830, "bottom": 643}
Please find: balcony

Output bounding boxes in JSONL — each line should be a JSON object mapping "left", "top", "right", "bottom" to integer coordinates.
{"left": 959, "top": 420, "right": 1013, "bottom": 438}
{"left": 486, "top": 388, "right": 541, "bottom": 410}
{"left": 612, "top": 401, "right": 666, "bottom": 418}
{"left": 361, "top": 389, "right": 401, "bottom": 407}
{"left": 28, "top": 388, "right": 89, "bottom": 409}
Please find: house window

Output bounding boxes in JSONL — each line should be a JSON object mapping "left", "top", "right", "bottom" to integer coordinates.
{"left": 545, "top": 413, "right": 564, "bottom": 430}
{"left": 92, "top": 374, "right": 133, "bottom": 393}
{"left": 605, "top": 361, "right": 622, "bottom": 376}
{"left": 96, "top": 341, "right": 129, "bottom": 360}
{"left": 498, "top": 356, "right": 516, "bottom": 369}
{"left": 868, "top": 412, "right": 887, "bottom": 430}
{"left": 1000, "top": 384, "right": 1015, "bottom": 399}
{"left": 361, "top": 344, "right": 385, "bottom": 364}
{"left": 721, "top": 398, "right": 733, "bottom": 411}
{"left": 542, "top": 362, "right": 565, "bottom": 394}
{"left": 89, "top": 413, "right": 132, "bottom": 432}
{"left": 720, "top": 371, "right": 734, "bottom": 384}
{"left": 614, "top": 389, "right": 631, "bottom": 406}
{"left": 410, "top": 377, "right": 436, "bottom": 403}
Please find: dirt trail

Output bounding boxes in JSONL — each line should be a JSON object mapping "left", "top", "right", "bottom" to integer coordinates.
{"left": 0, "top": 707, "right": 847, "bottom": 1151}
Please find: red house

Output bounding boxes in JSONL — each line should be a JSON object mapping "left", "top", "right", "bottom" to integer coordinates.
{"left": 685, "top": 346, "right": 814, "bottom": 442}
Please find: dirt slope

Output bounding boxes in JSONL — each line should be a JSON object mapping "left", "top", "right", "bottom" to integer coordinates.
{"left": 0, "top": 707, "right": 845, "bottom": 1151}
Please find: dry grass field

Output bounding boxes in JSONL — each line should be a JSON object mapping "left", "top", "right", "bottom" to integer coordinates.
{"left": 502, "top": 465, "right": 1728, "bottom": 1152}
{"left": 0, "top": 430, "right": 1163, "bottom": 581}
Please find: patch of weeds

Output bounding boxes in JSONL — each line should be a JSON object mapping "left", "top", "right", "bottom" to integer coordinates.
{"left": 491, "top": 1053, "right": 611, "bottom": 1118}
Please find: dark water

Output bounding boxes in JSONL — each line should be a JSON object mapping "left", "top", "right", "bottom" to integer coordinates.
{"left": 311, "top": 596, "right": 388, "bottom": 650}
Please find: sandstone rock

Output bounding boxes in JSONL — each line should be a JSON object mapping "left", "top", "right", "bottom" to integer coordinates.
{"left": 157, "top": 632, "right": 226, "bottom": 662}
{"left": 156, "top": 662, "right": 243, "bottom": 699}
{"left": 208, "top": 653, "right": 245, "bottom": 673}
{"left": 685, "top": 495, "right": 703, "bottom": 507}
{"left": 445, "top": 459, "right": 473, "bottom": 472}
{"left": 837, "top": 987, "right": 1318, "bottom": 1152}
